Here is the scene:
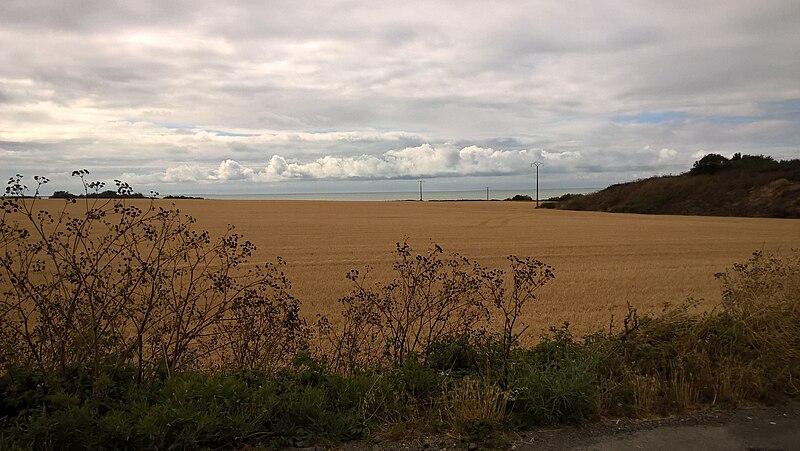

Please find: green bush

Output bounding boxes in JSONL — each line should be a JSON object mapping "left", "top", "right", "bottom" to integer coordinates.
{"left": 423, "top": 331, "right": 503, "bottom": 377}
{"left": 508, "top": 357, "right": 598, "bottom": 426}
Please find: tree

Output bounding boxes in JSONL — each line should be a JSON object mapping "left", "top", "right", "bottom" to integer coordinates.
{"left": 690, "top": 153, "right": 729, "bottom": 175}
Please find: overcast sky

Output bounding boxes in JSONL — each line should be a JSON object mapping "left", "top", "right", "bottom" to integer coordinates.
{"left": 1, "top": 0, "right": 798, "bottom": 195}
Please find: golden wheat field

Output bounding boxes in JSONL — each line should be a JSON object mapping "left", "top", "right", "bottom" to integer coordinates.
{"left": 137, "top": 199, "right": 797, "bottom": 337}
{"left": 15, "top": 199, "right": 799, "bottom": 338}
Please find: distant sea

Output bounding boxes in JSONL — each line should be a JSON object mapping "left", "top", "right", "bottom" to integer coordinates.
{"left": 191, "top": 188, "right": 599, "bottom": 202}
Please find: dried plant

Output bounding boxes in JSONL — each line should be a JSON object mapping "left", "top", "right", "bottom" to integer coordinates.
{"left": 217, "top": 258, "right": 309, "bottom": 373}
{"left": 317, "top": 241, "right": 556, "bottom": 380}
{"left": 442, "top": 377, "right": 509, "bottom": 426}
{"left": 474, "top": 256, "right": 555, "bottom": 388}
{"left": 0, "top": 172, "right": 307, "bottom": 381}
{"left": 317, "top": 241, "right": 490, "bottom": 371}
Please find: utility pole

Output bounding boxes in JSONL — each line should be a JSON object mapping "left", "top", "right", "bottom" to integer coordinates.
{"left": 486, "top": 186, "right": 489, "bottom": 201}
{"left": 531, "top": 161, "right": 543, "bottom": 207}
{"left": 419, "top": 180, "right": 424, "bottom": 201}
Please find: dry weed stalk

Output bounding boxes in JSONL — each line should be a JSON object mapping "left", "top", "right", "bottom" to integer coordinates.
{"left": 317, "top": 241, "right": 490, "bottom": 371}
{"left": 474, "top": 256, "right": 555, "bottom": 388}
{"left": 316, "top": 241, "right": 556, "bottom": 375}
{"left": 442, "top": 377, "right": 509, "bottom": 425}
{"left": 716, "top": 250, "right": 800, "bottom": 370}
{"left": 0, "top": 173, "right": 307, "bottom": 381}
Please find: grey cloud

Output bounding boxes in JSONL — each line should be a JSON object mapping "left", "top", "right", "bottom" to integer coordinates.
{"left": 0, "top": 0, "right": 798, "bottom": 193}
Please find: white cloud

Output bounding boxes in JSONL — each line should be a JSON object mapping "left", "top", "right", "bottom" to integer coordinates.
{"left": 211, "top": 159, "right": 254, "bottom": 180}
{"left": 264, "top": 144, "right": 545, "bottom": 180}
{"left": 130, "top": 145, "right": 554, "bottom": 183}
{"left": 658, "top": 148, "right": 677, "bottom": 160}
{"left": 162, "top": 165, "right": 208, "bottom": 183}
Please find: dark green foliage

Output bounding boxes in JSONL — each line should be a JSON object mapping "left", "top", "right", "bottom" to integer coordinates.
{"left": 51, "top": 189, "right": 146, "bottom": 199}
{"left": 423, "top": 331, "right": 503, "bottom": 376}
{"left": 390, "top": 356, "right": 445, "bottom": 403}
{"left": 506, "top": 324, "right": 600, "bottom": 426}
{"left": 49, "top": 190, "right": 76, "bottom": 199}
{"left": 504, "top": 194, "right": 533, "bottom": 201}
{"left": 508, "top": 358, "right": 598, "bottom": 426}
{"left": 689, "top": 153, "right": 785, "bottom": 175}
{"left": 1, "top": 368, "right": 380, "bottom": 449}
{"left": 690, "top": 153, "right": 731, "bottom": 174}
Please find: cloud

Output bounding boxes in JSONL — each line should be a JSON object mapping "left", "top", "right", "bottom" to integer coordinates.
{"left": 1, "top": 1, "right": 799, "bottom": 192}
{"left": 123, "top": 141, "right": 707, "bottom": 186}
{"left": 131, "top": 144, "right": 544, "bottom": 183}
{"left": 658, "top": 148, "right": 677, "bottom": 161}
{"left": 211, "top": 159, "right": 254, "bottom": 180}
{"left": 161, "top": 164, "right": 208, "bottom": 183}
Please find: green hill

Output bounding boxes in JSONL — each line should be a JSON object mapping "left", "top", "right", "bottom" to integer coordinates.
{"left": 553, "top": 153, "right": 800, "bottom": 218}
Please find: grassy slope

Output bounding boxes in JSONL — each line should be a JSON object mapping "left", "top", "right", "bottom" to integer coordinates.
{"left": 555, "top": 167, "right": 800, "bottom": 218}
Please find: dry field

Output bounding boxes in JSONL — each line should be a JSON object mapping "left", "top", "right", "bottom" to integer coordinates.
{"left": 150, "top": 199, "right": 799, "bottom": 337}
{"left": 14, "top": 199, "right": 800, "bottom": 338}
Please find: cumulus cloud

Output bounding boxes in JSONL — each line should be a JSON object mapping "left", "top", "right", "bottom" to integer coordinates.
{"left": 130, "top": 144, "right": 546, "bottom": 183}
{"left": 211, "top": 159, "right": 255, "bottom": 180}
{"left": 261, "top": 145, "right": 542, "bottom": 179}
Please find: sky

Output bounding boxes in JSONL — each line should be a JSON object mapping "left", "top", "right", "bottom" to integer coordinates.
{"left": 1, "top": 0, "right": 799, "bottom": 195}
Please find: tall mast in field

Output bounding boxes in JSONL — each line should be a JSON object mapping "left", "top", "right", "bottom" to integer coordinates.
{"left": 531, "top": 161, "right": 543, "bottom": 207}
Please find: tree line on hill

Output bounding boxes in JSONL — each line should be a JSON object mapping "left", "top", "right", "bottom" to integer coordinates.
{"left": 689, "top": 153, "right": 800, "bottom": 175}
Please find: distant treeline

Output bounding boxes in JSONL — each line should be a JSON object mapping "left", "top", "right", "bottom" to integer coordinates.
{"left": 548, "top": 153, "right": 800, "bottom": 218}
{"left": 163, "top": 195, "right": 204, "bottom": 199}
{"left": 505, "top": 194, "right": 533, "bottom": 201}
{"left": 50, "top": 191, "right": 204, "bottom": 200}
{"left": 51, "top": 190, "right": 146, "bottom": 199}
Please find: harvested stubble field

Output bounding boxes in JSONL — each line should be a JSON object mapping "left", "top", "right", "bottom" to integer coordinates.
{"left": 147, "top": 198, "right": 799, "bottom": 338}
{"left": 28, "top": 199, "right": 800, "bottom": 337}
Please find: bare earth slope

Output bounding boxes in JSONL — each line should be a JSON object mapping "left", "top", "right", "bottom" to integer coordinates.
{"left": 554, "top": 168, "right": 800, "bottom": 218}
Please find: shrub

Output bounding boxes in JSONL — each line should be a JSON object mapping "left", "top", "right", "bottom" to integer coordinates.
{"left": 508, "top": 356, "right": 598, "bottom": 426}
{"left": 714, "top": 250, "right": 800, "bottom": 396}
{"left": 423, "top": 330, "right": 503, "bottom": 378}
{"left": 504, "top": 194, "right": 533, "bottom": 201}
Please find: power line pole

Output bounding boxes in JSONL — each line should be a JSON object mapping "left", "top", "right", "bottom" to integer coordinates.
{"left": 419, "top": 180, "right": 424, "bottom": 201}
{"left": 531, "top": 161, "right": 543, "bottom": 207}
